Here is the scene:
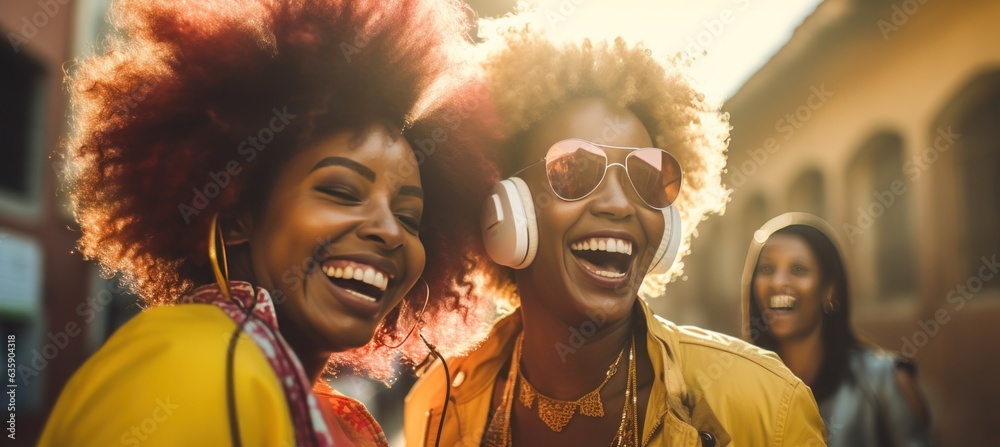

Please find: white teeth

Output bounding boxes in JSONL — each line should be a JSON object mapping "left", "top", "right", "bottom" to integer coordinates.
{"left": 595, "top": 270, "right": 626, "bottom": 278}
{"left": 322, "top": 263, "right": 390, "bottom": 291}
{"left": 570, "top": 237, "right": 633, "bottom": 255}
{"left": 770, "top": 295, "right": 797, "bottom": 309}
{"left": 344, "top": 288, "right": 377, "bottom": 302}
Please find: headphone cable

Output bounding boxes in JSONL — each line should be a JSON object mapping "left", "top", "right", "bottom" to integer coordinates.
{"left": 419, "top": 333, "right": 449, "bottom": 447}
{"left": 226, "top": 290, "right": 257, "bottom": 447}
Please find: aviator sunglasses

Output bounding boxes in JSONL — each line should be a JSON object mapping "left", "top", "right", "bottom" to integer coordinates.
{"left": 513, "top": 138, "right": 683, "bottom": 209}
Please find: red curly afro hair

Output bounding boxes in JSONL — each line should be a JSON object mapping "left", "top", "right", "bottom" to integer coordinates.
{"left": 66, "top": 0, "right": 504, "bottom": 378}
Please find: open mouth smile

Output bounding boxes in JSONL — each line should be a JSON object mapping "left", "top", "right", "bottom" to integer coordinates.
{"left": 569, "top": 236, "right": 636, "bottom": 286}
{"left": 768, "top": 294, "right": 797, "bottom": 311}
{"left": 321, "top": 260, "right": 393, "bottom": 304}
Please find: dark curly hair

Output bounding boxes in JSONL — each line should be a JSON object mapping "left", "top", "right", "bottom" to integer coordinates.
{"left": 65, "top": 0, "right": 503, "bottom": 378}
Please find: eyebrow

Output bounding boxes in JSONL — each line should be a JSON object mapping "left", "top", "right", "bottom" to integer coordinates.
{"left": 311, "top": 156, "right": 424, "bottom": 199}
{"left": 399, "top": 185, "right": 424, "bottom": 200}
{"left": 759, "top": 256, "right": 811, "bottom": 265}
{"left": 309, "top": 156, "right": 375, "bottom": 182}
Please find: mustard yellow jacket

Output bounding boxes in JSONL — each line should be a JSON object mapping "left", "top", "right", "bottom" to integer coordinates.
{"left": 40, "top": 305, "right": 297, "bottom": 446}
{"left": 404, "top": 300, "right": 827, "bottom": 446}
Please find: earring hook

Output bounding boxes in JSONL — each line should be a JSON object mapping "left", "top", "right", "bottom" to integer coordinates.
{"left": 209, "top": 213, "right": 232, "bottom": 302}
{"left": 381, "top": 277, "right": 430, "bottom": 349}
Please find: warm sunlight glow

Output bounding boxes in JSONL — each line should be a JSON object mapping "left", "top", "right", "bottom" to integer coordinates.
{"left": 519, "top": 0, "right": 823, "bottom": 104}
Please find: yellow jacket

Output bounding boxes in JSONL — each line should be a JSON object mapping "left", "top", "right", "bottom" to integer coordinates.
{"left": 40, "top": 304, "right": 297, "bottom": 446}
{"left": 404, "top": 300, "right": 827, "bottom": 446}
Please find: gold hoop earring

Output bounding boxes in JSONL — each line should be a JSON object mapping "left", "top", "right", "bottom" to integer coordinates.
{"left": 381, "top": 277, "right": 430, "bottom": 349}
{"left": 823, "top": 299, "right": 838, "bottom": 315}
{"left": 208, "top": 213, "right": 232, "bottom": 302}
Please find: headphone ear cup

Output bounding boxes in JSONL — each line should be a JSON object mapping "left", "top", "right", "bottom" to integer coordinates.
{"left": 481, "top": 177, "right": 538, "bottom": 269}
{"left": 647, "top": 206, "right": 682, "bottom": 275}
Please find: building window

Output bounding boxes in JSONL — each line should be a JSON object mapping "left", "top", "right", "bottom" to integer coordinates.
{"left": 954, "top": 75, "right": 1000, "bottom": 282}
{"left": 0, "top": 232, "right": 45, "bottom": 411}
{"left": 788, "top": 169, "right": 826, "bottom": 218}
{"left": 0, "top": 42, "right": 46, "bottom": 208}
{"left": 846, "top": 132, "right": 916, "bottom": 301}
{"left": 84, "top": 270, "right": 142, "bottom": 353}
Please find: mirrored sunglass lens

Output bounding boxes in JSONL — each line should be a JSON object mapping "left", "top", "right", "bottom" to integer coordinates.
{"left": 545, "top": 140, "right": 606, "bottom": 200}
{"left": 628, "top": 149, "right": 682, "bottom": 208}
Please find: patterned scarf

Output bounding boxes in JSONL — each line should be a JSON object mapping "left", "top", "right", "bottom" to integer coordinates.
{"left": 180, "top": 281, "right": 386, "bottom": 446}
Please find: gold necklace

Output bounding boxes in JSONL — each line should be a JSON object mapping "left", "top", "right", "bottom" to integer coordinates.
{"left": 517, "top": 338, "right": 626, "bottom": 431}
{"left": 612, "top": 335, "right": 639, "bottom": 447}
{"left": 485, "top": 332, "right": 638, "bottom": 447}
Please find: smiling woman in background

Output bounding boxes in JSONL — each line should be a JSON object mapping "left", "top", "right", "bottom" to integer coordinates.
{"left": 404, "top": 19, "right": 826, "bottom": 446}
{"left": 743, "top": 212, "right": 935, "bottom": 446}
{"left": 40, "top": 0, "right": 499, "bottom": 445}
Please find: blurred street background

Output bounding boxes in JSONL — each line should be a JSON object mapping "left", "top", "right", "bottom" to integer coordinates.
{"left": 1, "top": 0, "right": 997, "bottom": 444}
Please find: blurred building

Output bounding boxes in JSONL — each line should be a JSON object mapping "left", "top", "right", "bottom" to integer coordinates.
{"left": 1, "top": 0, "right": 141, "bottom": 444}
{"left": 656, "top": 0, "right": 1000, "bottom": 443}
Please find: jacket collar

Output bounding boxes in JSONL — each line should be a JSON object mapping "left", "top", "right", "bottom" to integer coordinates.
{"left": 442, "top": 299, "right": 727, "bottom": 445}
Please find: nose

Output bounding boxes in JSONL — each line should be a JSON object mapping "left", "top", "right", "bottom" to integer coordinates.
{"left": 356, "top": 202, "right": 406, "bottom": 250}
{"left": 772, "top": 269, "right": 791, "bottom": 290}
{"left": 588, "top": 164, "right": 637, "bottom": 220}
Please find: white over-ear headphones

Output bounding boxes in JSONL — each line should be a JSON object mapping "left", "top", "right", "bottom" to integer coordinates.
{"left": 481, "top": 177, "right": 682, "bottom": 275}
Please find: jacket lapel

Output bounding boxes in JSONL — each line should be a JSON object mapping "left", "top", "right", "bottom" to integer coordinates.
{"left": 639, "top": 300, "right": 730, "bottom": 446}
{"left": 420, "top": 303, "right": 732, "bottom": 447}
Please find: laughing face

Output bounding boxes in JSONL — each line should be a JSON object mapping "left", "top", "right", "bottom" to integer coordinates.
{"left": 514, "top": 98, "right": 665, "bottom": 326}
{"left": 752, "top": 233, "right": 832, "bottom": 342}
{"left": 238, "top": 126, "right": 425, "bottom": 352}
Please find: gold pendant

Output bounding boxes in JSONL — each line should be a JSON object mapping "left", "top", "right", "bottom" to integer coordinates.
{"left": 516, "top": 336, "right": 625, "bottom": 432}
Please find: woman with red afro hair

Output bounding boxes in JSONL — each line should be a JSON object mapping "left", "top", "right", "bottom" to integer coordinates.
{"left": 40, "top": 0, "right": 501, "bottom": 445}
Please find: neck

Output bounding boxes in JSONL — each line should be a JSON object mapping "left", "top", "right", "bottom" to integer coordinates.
{"left": 279, "top": 324, "right": 332, "bottom": 382}
{"left": 517, "top": 300, "right": 635, "bottom": 400}
{"left": 299, "top": 350, "right": 332, "bottom": 382}
{"left": 777, "top": 328, "right": 824, "bottom": 386}
{"left": 226, "top": 251, "right": 329, "bottom": 382}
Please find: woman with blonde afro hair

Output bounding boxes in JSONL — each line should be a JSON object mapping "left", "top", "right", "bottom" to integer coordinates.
{"left": 405, "top": 17, "right": 827, "bottom": 447}
{"left": 40, "top": 0, "right": 503, "bottom": 445}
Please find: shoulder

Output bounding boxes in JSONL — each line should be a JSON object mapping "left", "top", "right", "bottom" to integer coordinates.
{"left": 408, "top": 310, "right": 519, "bottom": 407}
{"left": 404, "top": 313, "right": 519, "bottom": 446}
{"left": 649, "top": 317, "right": 826, "bottom": 445}
{"left": 846, "top": 346, "right": 915, "bottom": 394}
{"left": 849, "top": 346, "right": 931, "bottom": 428}
{"left": 654, "top": 316, "right": 800, "bottom": 386}
{"left": 848, "top": 346, "right": 905, "bottom": 377}
{"left": 88, "top": 304, "right": 273, "bottom": 374}
{"left": 40, "top": 304, "right": 292, "bottom": 446}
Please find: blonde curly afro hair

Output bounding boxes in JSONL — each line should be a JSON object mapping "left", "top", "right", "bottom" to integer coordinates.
{"left": 477, "top": 18, "right": 731, "bottom": 297}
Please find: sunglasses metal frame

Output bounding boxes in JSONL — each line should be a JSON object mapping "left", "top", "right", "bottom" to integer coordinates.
{"left": 512, "top": 138, "right": 682, "bottom": 210}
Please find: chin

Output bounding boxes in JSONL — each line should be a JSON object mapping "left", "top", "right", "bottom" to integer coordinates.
{"left": 567, "top": 291, "right": 631, "bottom": 325}
{"left": 314, "top": 320, "right": 380, "bottom": 351}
